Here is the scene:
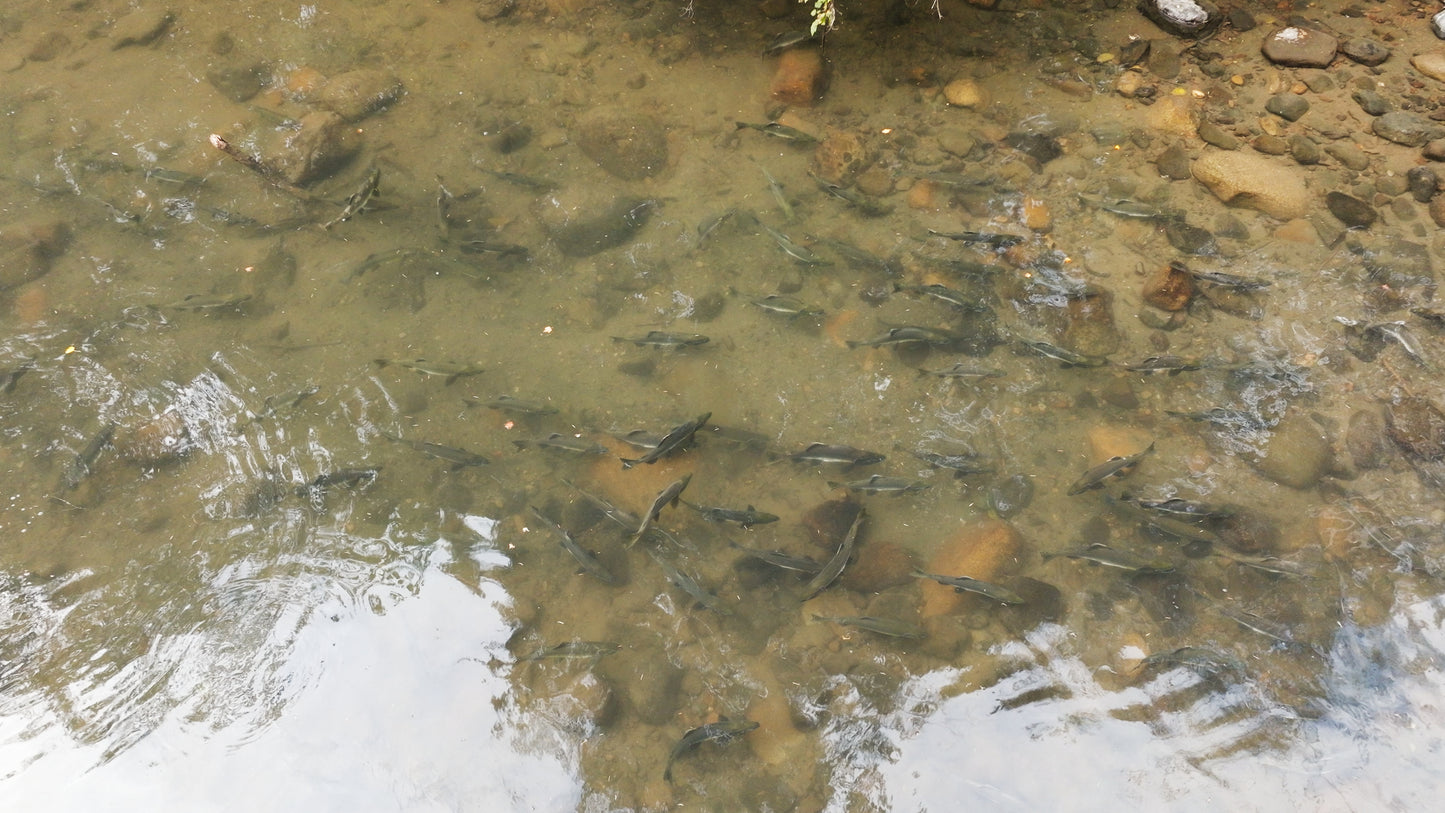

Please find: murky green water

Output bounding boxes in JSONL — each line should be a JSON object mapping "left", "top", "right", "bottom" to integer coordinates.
{"left": 3, "top": 0, "right": 1445, "bottom": 809}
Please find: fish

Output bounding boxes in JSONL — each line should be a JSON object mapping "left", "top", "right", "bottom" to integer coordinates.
{"left": 1175, "top": 261, "right": 1270, "bottom": 290}
{"left": 561, "top": 478, "right": 639, "bottom": 529}
{"left": 1043, "top": 543, "right": 1175, "bottom": 575}
{"left": 800, "top": 506, "right": 864, "bottom": 600}
{"left": 1076, "top": 192, "right": 1180, "bottom": 220}
{"left": 1066, "top": 442, "right": 1154, "bottom": 495}
{"left": 1138, "top": 646, "right": 1245, "bottom": 678}
{"left": 1365, "top": 321, "right": 1432, "bottom": 369}
{"left": 1108, "top": 496, "right": 1221, "bottom": 545}
{"left": 696, "top": 208, "right": 737, "bottom": 246}
{"left": 472, "top": 395, "right": 559, "bottom": 415}
{"left": 812, "top": 237, "right": 898, "bottom": 275}
{"left": 734, "top": 121, "right": 819, "bottom": 143}
{"left": 296, "top": 467, "right": 380, "bottom": 499}
{"left": 827, "top": 475, "right": 932, "bottom": 495}
{"left": 925, "top": 228, "right": 1025, "bottom": 247}
{"left": 914, "top": 570, "right": 1025, "bottom": 604}
{"left": 1121, "top": 355, "right": 1208, "bottom": 375}
{"left": 345, "top": 247, "right": 431, "bottom": 281}
{"left": 728, "top": 542, "right": 823, "bottom": 575}
{"left": 1121, "top": 496, "right": 1235, "bottom": 520}
{"left": 373, "top": 358, "right": 485, "bottom": 385}
{"left": 321, "top": 165, "right": 381, "bottom": 229}
{"left": 847, "top": 326, "right": 961, "bottom": 348}
{"left": 628, "top": 473, "right": 692, "bottom": 547}
{"left": 381, "top": 432, "right": 490, "bottom": 467}
{"left": 519, "top": 641, "right": 621, "bottom": 661}
{"left": 1165, "top": 408, "right": 1270, "bottom": 431}
{"left": 762, "top": 29, "right": 816, "bottom": 55}
{"left": 612, "top": 429, "right": 664, "bottom": 450}
{"left": 812, "top": 615, "right": 926, "bottom": 639}
{"left": 664, "top": 718, "right": 758, "bottom": 782}
{"left": 0, "top": 359, "right": 36, "bottom": 394}
{"left": 681, "top": 501, "right": 779, "bottom": 528}
{"left": 761, "top": 166, "right": 794, "bottom": 221}
{"left": 788, "top": 443, "right": 885, "bottom": 468}
{"left": 480, "top": 168, "right": 558, "bottom": 192}
{"left": 620, "top": 413, "right": 711, "bottom": 468}
{"left": 58, "top": 422, "right": 118, "bottom": 492}
{"left": 611, "top": 331, "right": 711, "bottom": 347}
{"left": 920, "top": 362, "right": 1006, "bottom": 380}
{"left": 1214, "top": 552, "right": 1315, "bottom": 578}
{"left": 646, "top": 546, "right": 730, "bottom": 614}
{"left": 236, "top": 384, "right": 320, "bottom": 428}
{"left": 512, "top": 433, "right": 609, "bottom": 455}
{"left": 892, "top": 283, "right": 990, "bottom": 313}
{"left": 911, "top": 450, "right": 996, "bottom": 475}
{"left": 751, "top": 294, "right": 824, "bottom": 320}
{"left": 812, "top": 174, "right": 893, "bottom": 217}
{"left": 529, "top": 506, "right": 619, "bottom": 585}
{"left": 162, "top": 293, "right": 253, "bottom": 312}
{"left": 1018, "top": 339, "right": 1110, "bottom": 368}
{"left": 1214, "top": 605, "right": 1297, "bottom": 647}
{"left": 456, "top": 240, "right": 530, "bottom": 258}
{"left": 752, "top": 218, "right": 829, "bottom": 265}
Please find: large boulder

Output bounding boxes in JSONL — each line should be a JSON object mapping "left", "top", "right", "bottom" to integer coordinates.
{"left": 574, "top": 109, "right": 668, "bottom": 180}
{"left": 1191, "top": 149, "right": 1309, "bottom": 219}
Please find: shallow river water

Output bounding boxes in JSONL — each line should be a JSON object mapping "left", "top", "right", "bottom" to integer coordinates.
{"left": 3, "top": 0, "right": 1445, "bottom": 810}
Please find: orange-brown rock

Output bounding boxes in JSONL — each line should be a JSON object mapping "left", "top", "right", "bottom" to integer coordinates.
{"left": 770, "top": 48, "right": 827, "bottom": 106}
{"left": 907, "top": 179, "right": 943, "bottom": 210}
{"left": 839, "top": 540, "right": 917, "bottom": 593}
{"left": 114, "top": 410, "right": 193, "bottom": 465}
{"left": 812, "top": 130, "right": 870, "bottom": 185}
{"left": 0, "top": 219, "right": 70, "bottom": 290}
{"left": 801, "top": 498, "right": 863, "bottom": 550}
{"left": 1020, "top": 196, "right": 1051, "bottom": 232}
{"left": 920, "top": 519, "right": 1022, "bottom": 617}
{"left": 1085, "top": 425, "right": 1154, "bottom": 464}
{"left": 1141, "top": 263, "right": 1193, "bottom": 311}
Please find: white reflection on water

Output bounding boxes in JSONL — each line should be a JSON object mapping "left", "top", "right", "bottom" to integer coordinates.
{"left": 0, "top": 540, "right": 580, "bottom": 811}
{"left": 865, "top": 598, "right": 1445, "bottom": 812}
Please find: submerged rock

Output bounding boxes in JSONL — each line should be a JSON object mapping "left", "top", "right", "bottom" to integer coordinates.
{"left": 1137, "top": 0, "right": 1221, "bottom": 39}
{"left": 276, "top": 111, "right": 359, "bottom": 185}
{"left": 1325, "top": 192, "right": 1375, "bottom": 229}
{"left": 0, "top": 219, "right": 70, "bottom": 290}
{"left": 1412, "top": 53, "right": 1445, "bottom": 83}
{"left": 1251, "top": 413, "right": 1333, "bottom": 489}
{"left": 1348, "top": 235, "right": 1434, "bottom": 290}
{"left": 308, "top": 69, "right": 404, "bottom": 122}
{"left": 1341, "top": 38, "right": 1390, "bottom": 67}
{"left": 920, "top": 519, "right": 1022, "bottom": 617}
{"left": 574, "top": 109, "right": 668, "bottom": 180}
{"left": 1372, "top": 112, "right": 1443, "bottom": 148}
{"left": 771, "top": 48, "right": 827, "bottom": 106}
{"left": 1141, "top": 262, "right": 1193, "bottom": 310}
{"left": 1386, "top": 397, "right": 1445, "bottom": 461}
{"left": 1191, "top": 149, "right": 1309, "bottom": 220}
{"left": 538, "top": 193, "right": 657, "bottom": 257}
{"left": 1347, "top": 408, "right": 1393, "bottom": 470}
{"left": 1261, "top": 27, "right": 1337, "bottom": 68}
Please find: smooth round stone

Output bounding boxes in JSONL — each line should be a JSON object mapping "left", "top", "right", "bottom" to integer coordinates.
{"left": 1341, "top": 38, "right": 1390, "bottom": 67}
{"left": 1351, "top": 89, "right": 1391, "bottom": 116}
{"left": 1326, "top": 191, "right": 1376, "bottom": 228}
{"left": 1252, "top": 134, "right": 1289, "bottom": 155}
{"left": 1424, "top": 139, "right": 1445, "bottom": 161}
{"left": 1408, "top": 166, "right": 1439, "bottom": 202}
{"left": 1434, "top": 10, "right": 1445, "bottom": 40}
{"left": 1325, "top": 143, "right": 1371, "bottom": 171}
{"left": 1265, "top": 93, "right": 1310, "bottom": 121}
{"left": 1411, "top": 52, "right": 1445, "bottom": 83}
{"left": 1373, "top": 111, "right": 1441, "bottom": 147}
{"left": 1288, "top": 134, "right": 1321, "bottom": 165}
{"left": 1197, "top": 120, "right": 1239, "bottom": 149}
{"left": 1261, "top": 27, "right": 1338, "bottom": 68}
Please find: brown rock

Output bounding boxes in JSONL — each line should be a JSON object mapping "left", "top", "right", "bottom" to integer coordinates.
{"left": 308, "top": 69, "right": 404, "bottom": 122}
{"left": 1347, "top": 408, "right": 1393, "bottom": 470}
{"left": 114, "top": 410, "right": 193, "bottom": 465}
{"left": 0, "top": 219, "right": 70, "bottom": 290}
{"left": 811, "top": 131, "right": 870, "bottom": 185}
{"left": 1251, "top": 413, "right": 1332, "bottom": 489}
{"left": 277, "top": 111, "right": 359, "bottom": 185}
{"left": 1141, "top": 263, "right": 1193, "bottom": 311}
{"left": 854, "top": 166, "right": 894, "bottom": 197}
{"left": 575, "top": 109, "right": 669, "bottom": 181}
{"left": 1386, "top": 396, "right": 1445, "bottom": 461}
{"left": 839, "top": 540, "right": 917, "bottom": 593}
{"left": 920, "top": 519, "right": 1022, "bottom": 617}
{"left": 1192, "top": 149, "right": 1310, "bottom": 219}
{"left": 1430, "top": 195, "right": 1445, "bottom": 229}
{"left": 1086, "top": 425, "right": 1153, "bottom": 463}
{"left": 1020, "top": 196, "right": 1051, "bottom": 232}
{"left": 801, "top": 498, "right": 864, "bottom": 550}
{"left": 770, "top": 49, "right": 827, "bottom": 106}
{"left": 906, "top": 179, "right": 943, "bottom": 210}
{"left": 943, "top": 78, "right": 988, "bottom": 108}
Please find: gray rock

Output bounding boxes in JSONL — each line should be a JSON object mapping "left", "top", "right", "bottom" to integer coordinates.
{"left": 1372, "top": 112, "right": 1443, "bottom": 148}
{"left": 1347, "top": 409, "right": 1393, "bottom": 470}
{"left": 1325, "top": 191, "right": 1375, "bottom": 228}
{"left": 1155, "top": 143, "right": 1192, "bottom": 179}
{"left": 1213, "top": 213, "right": 1249, "bottom": 239}
{"left": 1348, "top": 235, "right": 1434, "bottom": 289}
{"left": 538, "top": 193, "right": 657, "bottom": 257}
{"left": 1252, "top": 134, "right": 1289, "bottom": 155}
{"left": 1197, "top": 120, "right": 1239, "bottom": 149}
{"left": 1351, "top": 89, "right": 1390, "bottom": 116}
{"left": 1408, "top": 166, "right": 1439, "bottom": 202}
{"left": 1340, "top": 38, "right": 1390, "bottom": 67}
{"left": 937, "top": 128, "right": 977, "bottom": 158}
{"left": 110, "top": 8, "right": 174, "bottom": 50}
{"left": 1227, "top": 8, "right": 1256, "bottom": 32}
{"left": 309, "top": 69, "right": 404, "bottom": 122}
{"left": 575, "top": 110, "right": 668, "bottom": 180}
{"left": 1148, "top": 41, "right": 1182, "bottom": 78}
{"left": 1261, "top": 27, "right": 1337, "bottom": 68}
{"left": 1265, "top": 93, "right": 1309, "bottom": 121}
{"left": 1387, "top": 397, "right": 1445, "bottom": 461}
{"left": 275, "top": 112, "right": 358, "bottom": 185}
{"left": 1376, "top": 175, "right": 1409, "bottom": 197}
{"left": 1137, "top": 0, "right": 1222, "bottom": 39}
{"left": 1289, "top": 134, "right": 1321, "bottom": 165}
{"left": 1164, "top": 219, "right": 1217, "bottom": 254}
{"left": 1325, "top": 143, "right": 1370, "bottom": 171}
{"left": 1301, "top": 72, "right": 1334, "bottom": 92}
{"left": 1251, "top": 413, "right": 1333, "bottom": 489}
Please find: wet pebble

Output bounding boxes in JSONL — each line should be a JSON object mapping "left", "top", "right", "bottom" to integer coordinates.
{"left": 539, "top": 193, "right": 656, "bottom": 257}
{"left": 1408, "top": 166, "right": 1438, "bottom": 203}
{"left": 1288, "top": 134, "right": 1321, "bottom": 165}
{"left": 1165, "top": 220, "right": 1217, "bottom": 255}
{"left": 308, "top": 68, "right": 404, "bottom": 122}
{"left": 812, "top": 131, "right": 870, "bottom": 185}
{"left": 1154, "top": 143, "right": 1192, "bottom": 180}
{"left": 919, "top": 519, "right": 1022, "bottom": 617}
{"left": 1325, "top": 143, "right": 1370, "bottom": 171}
{"left": 1325, "top": 191, "right": 1375, "bottom": 228}
{"left": 1411, "top": 53, "right": 1445, "bottom": 84}
{"left": 1425, "top": 139, "right": 1445, "bottom": 162}
{"left": 1252, "top": 134, "right": 1289, "bottom": 156}
{"left": 1141, "top": 262, "right": 1193, "bottom": 311}
{"left": 1265, "top": 94, "right": 1309, "bottom": 122}
{"left": 801, "top": 498, "right": 863, "bottom": 550}
{"left": 1192, "top": 149, "right": 1309, "bottom": 219}
{"left": 943, "top": 77, "right": 988, "bottom": 108}
{"left": 276, "top": 111, "right": 358, "bottom": 185}
{"left": 207, "top": 62, "right": 269, "bottom": 103}
{"left": 840, "top": 541, "right": 916, "bottom": 593}
{"left": 1197, "top": 121, "right": 1238, "bottom": 150}
{"left": 1341, "top": 38, "right": 1390, "bottom": 67}
{"left": 771, "top": 48, "right": 827, "bottom": 106}
{"left": 1373, "top": 112, "right": 1443, "bottom": 148}
{"left": 1261, "top": 27, "right": 1337, "bottom": 68}
{"left": 1351, "top": 89, "right": 1391, "bottom": 116}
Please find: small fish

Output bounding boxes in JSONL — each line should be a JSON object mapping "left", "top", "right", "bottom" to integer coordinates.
{"left": 921, "top": 362, "right": 1006, "bottom": 380}
{"left": 621, "top": 413, "right": 711, "bottom": 469}
{"left": 381, "top": 431, "right": 490, "bottom": 467}
{"left": 647, "top": 546, "right": 730, "bottom": 614}
{"left": 696, "top": 208, "right": 737, "bottom": 246}
{"left": 1121, "top": 355, "right": 1207, "bottom": 375}
{"left": 480, "top": 168, "right": 558, "bottom": 192}
{"left": 734, "top": 121, "right": 819, "bottom": 143}
{"left": 761, "top": 166, "right": 794, "bottom": 221}
{"left": 58, "top": 422, "right": 117, "bottom": 492}
{"left": 373, "top": 358, "right": 486, "bottom": 385}
{"left": 1175, "top": 261, "right": 1270, "bottom": 290}
{"left": 911, "top": 450, "right": 996, "bottom": 476}
{"left": 1165, "top": 408, "right": 1270, "bottom": 431}
{"left": 1138, "top": 646, "right": 1245, "bottom": 678}
{"left": 529, "top": 506, "right": 618, "bottom": 585}
{"left": 892, "top": 283, "right": 990, "bottom": 313}
{"left": 925, "top": 228, "right": 1025, "bottom": 247}
{"left": 456, "top": 240, "right": 530, "bottom": 258}
{"left": 914, "top": 570, "right": 1025, "bottom": 605}
{"left": 812, "top": 615, "right": 926, "bottom": 640}
{"left": 1043, "top": 543, "right": 1175, "bottom": 575}
{"left": 752, "top": 218, "right": 828, "bottom": 265}
{"left": 847, "top": 326, "right": 961, "bottom": 348}
{"left": 751, "top": 294, "right": 824, "bottom": 320}
{"left": 828, "top": 475, "right": 931, "bottom": 495}
{"left": 512, "top": 433, "right": 609, "bottom": 455}
{"left": 1066, "top": 442, "right": 1154, "bottom": 496}
{"left": 519, "top": 641, "right": 622, "bottom": 661}
{"left": 1122, "top": 496, "right": 1235, "bottom": 520}
{"left": 628, "top": 473, "right": 693, "bottom": 548}
{"left": 1214, "top": 552, "right": 1314, "bottom": 578}
{"left": 1076, "top": 192, "right": 1179, "bottom": 221}
{"left": 1019, "top": 339, "right": 1110, "bottom": 368}
{"left": 237, "top": 384, "right": 320, "bottom": 428}
{"left": 473, "top": 395, "right": 559, "bottom": 415}
{"left": 728, "top": 542, "right": 823, "bottom": 575}
{"left": 812, "top": 174, "right": 893, "bottom": 217}
{"left": 762, "top": 29, "right": 816, "bottom": 55}
{"left": 812, "top": 237, "right": 898, "bottom": 275}
{"left": 681, "top": 501, "right": 779, "bottom": 528}
{"left": 801, "top": 507, "right": 865, "bottom": 600}
{"left": 321, "top": 165, "right": 380, "bottom": 229}
{"left": 788, "top": 443, "right": 885, "bottom": 468}
{"left": 561, "top": 478, "right": 639, "bottom": 529}
{"left": 1366, "top": 321, "right": 1432, "bottom": 369}
{"left": 612, "top": 429, "right": 664, "bottom": 451}
{"left": 664, "top": 718, "right": 758, "bottom": 782}
{"left": 612, "top": 331, "right": 711, "bottom": 347}
{"left": 1214, "top": 605, "right": 1296, "bottom": 647}
{"left": 0, "top": 359, "right": 36, "bottom": 394}
{"left": 162, "top": 293, "right": 253, "bottom": 312}
{"left": 296, "top": 467, "right": 379, "bottom": 498}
